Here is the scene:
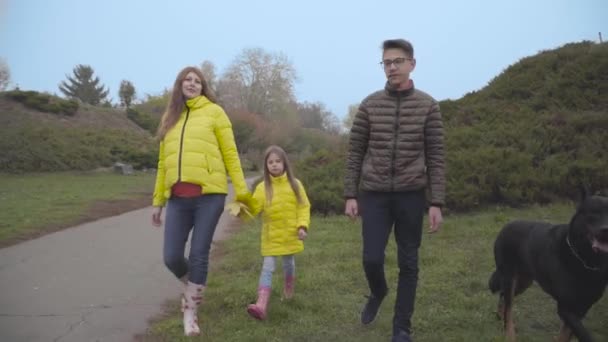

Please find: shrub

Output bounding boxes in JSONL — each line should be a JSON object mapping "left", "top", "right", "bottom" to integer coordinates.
{"left": 126, "top": 108, "right": 158, "bottom": 133}
{"left": 0, "top": 124, "right": 155, "bottom": 173}
{"left": 296, "top": 149, "right": 345, "bottom": 215}
{"left": 5, "top": 90, "right": 79, "bottom": 116}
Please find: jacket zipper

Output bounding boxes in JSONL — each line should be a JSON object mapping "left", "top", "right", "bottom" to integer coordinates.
{"left": 177, "top": 106, "right": 191, "bottom": 181}
{"left": 391, "top": 96, "right": 402, "bottom": 191}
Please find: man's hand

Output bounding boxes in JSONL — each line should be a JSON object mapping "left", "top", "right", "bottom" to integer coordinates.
{"left": 152, "top": 206, "right": 163, "bottom": 227}
{"left": 344, "top": 198, "right": 359, "bottom": 219}
{"left": 428, "top": 206, "right": 443, "bottom": 233}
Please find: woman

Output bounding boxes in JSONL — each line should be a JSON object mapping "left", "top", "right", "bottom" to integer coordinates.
{"left": 151, "top": 66, "right": 250, "bottom": 336}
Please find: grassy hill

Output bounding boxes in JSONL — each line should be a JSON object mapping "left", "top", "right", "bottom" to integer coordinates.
{"left": 440, "top": 41, "right": 608, "bottom": 210}
{"left": 0, "top": 91, "right": 157, "bottom": 173}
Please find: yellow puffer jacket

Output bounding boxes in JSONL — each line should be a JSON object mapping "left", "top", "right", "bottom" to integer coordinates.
{"left": 153, "top": 96, "right": 249, "bottom": 206}
{"left": 250, "top": 174, "right": 311, "bottom": 256}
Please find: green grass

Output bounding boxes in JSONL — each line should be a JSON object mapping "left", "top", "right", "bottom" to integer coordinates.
{"left": 143, "top": 203, "right": 608, "bottom": 342}
{"left": 0, "top": 171, "right": 155, "bottom": 245}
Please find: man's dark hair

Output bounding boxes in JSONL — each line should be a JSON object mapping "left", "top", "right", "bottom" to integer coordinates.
{"left": 382, "top": 39, "right": 414, "bottom": 58}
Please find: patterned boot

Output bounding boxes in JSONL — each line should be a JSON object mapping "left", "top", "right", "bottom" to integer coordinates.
{"left": 179, "top": 273, "right": 188, "bottom": 314}
{"left": 247, "top": 287, "right": 271, "bottom": 320}
{"left": 283, "top": 275, "right": 295, "bottom": 300}
{"left": 182, "top": 281, "right": 204, "bottom": 336}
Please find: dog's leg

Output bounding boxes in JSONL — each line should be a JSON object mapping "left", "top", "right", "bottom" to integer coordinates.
{"left": 555, "top": 321, "right": 572, "bottom": 342}
{"left": 513, "top": 275, "right": 532, "bottom": 296}
{"left": 557, "top": 306, "right": 592, "bottom": 342}
{"left": 496, "top": 294, "right": 505, "bottom": 321}
{"left": 489, "top": 270, "right": 505, "bottom": 320}
{"left": 504, "top": 276, "right": 517, "bottom": 341}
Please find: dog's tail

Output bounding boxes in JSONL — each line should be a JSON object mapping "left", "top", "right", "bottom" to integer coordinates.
{"left": 488, "top": 270, "right": 502, "bottom": 293}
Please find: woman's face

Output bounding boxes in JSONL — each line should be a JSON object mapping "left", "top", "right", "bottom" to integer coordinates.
{"left": 266, "top": 152, "right": 285, "bottom": 177}
{"left": 181, "top": 72, "right": 203, "bottom": 99}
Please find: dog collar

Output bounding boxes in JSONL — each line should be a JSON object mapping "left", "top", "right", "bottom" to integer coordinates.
{"left": 566, "top": 235, "right": 600, "bottom": 272}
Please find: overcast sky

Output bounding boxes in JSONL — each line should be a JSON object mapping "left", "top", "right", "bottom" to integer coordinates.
{"left": 1, "top": 0, "right": 606, "bottom": 117}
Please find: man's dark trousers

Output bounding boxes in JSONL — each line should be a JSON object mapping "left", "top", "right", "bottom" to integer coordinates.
{"left": 360, "top": 189, "right": 425, "bottom": 333}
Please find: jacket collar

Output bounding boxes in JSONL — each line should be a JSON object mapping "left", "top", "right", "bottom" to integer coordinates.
{"left": 384, "top": 80, "right": 415, "bottom": 97}
{"left": 270, "top": 173, "right": 288, "bottom": 183}
{"left": 185, "top": 95, "right": 211, "bottom": 109}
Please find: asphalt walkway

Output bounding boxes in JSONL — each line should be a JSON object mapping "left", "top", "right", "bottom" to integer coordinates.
{"left": 0, "top": 185, "right": 243, "bottom": 342}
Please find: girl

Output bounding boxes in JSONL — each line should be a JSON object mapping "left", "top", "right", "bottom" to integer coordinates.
{"left": 151, "top": 66, "right": 250, "bottom": 336}
{"left": 246, "top": 145, "right": 311, "bottom": 320}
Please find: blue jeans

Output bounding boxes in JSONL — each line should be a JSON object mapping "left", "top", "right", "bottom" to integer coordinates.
{"left": 163, "top": 194, "right": 226, "bottom": 285}
{"left": 359, "top": 190, "right": 426, "bottom": 334}
{"left": 258, "top": 255, "right": 295, "bottom": 288}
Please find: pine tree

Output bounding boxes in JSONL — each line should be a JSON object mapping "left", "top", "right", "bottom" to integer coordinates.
{"left": 58, "top": 64, "right": 109, "bottom": 105}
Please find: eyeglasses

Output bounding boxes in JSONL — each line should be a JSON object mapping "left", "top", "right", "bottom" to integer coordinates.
{"left": 380, "top": 57, "right": 412, "bottom": 69}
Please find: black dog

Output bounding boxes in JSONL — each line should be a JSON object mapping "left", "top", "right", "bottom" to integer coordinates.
{"left": 489, "top": 193, "right": 608, "bottom": 342}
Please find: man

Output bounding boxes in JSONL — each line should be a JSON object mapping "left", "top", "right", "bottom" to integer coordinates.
{"left": 344, "top": 39, "right": 445, "bottom": 342}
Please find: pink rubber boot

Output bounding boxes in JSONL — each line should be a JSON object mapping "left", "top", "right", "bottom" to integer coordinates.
{"left": 247, "top": 287, "right": 271, "bottom": 320}
{"left": 283, "top": 275, "right": 295, "bottom": 300}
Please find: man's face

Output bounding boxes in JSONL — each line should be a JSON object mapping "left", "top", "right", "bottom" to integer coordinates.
{"left": 382, "top": 48, "right": 416, "bottom": 89}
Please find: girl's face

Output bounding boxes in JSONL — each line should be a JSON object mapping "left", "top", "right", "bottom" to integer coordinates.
{"left": 181, "top": 72, "right": 203, "bottom": 99}
{"left": 266, "top": 152, "right": 285, "bottom": 177}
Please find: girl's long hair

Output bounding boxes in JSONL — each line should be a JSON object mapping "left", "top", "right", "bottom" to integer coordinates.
{"left": 263, "top": 145, "right": 303, "bottom": 205}
{"left": 156, "top": 66, "right": 217, "bottom": 139}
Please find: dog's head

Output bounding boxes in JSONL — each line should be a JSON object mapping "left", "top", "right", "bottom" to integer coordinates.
{"left": 571, "top": 194, "right": 608, "bottom": 254}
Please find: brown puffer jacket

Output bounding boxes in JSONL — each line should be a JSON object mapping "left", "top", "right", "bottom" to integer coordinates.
{"left": 344, "top": 83, "right": 445, "bottom": 206}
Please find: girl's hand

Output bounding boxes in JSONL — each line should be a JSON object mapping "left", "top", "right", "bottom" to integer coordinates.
{"left": 298, "top": 227, "right": 308, "bottom": 240}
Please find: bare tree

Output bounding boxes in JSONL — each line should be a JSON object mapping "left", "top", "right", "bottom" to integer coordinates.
{"left": 343, "top": 103, "right": 360, "bottom": 130}
{"left": 297, "top": 101, "right": 340, "bottom": 133}
{"left": 218, "top": 48, "right": 297, "bottom": 119}
{"left": 200, "top": 60, "right": 217, "bottom": 93}
{"left": 0, "top": 57, "right": 10, "bottom": 91}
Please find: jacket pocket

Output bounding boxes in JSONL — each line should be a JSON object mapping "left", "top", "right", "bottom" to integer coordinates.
{"left": 203, "top": 155, "right": 213, "bottom": 174}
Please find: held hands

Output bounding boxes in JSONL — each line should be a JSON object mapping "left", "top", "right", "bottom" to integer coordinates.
{"left": 428, "top": 206, "right": 443, "bottom": 233}
{"left": 151, "top": 206, "right": 163, "bottom": 227}
{"left": 298, "top": 227, "right": 308, "bottom": 240}
{"left": 231, "top": 192, "right": 254, "bottom": 220}
{"left": 235, "top": 192, "right": 253, "bottom": 207}
{"left": 226, "top": 201, "right": 254, "bottom": 220}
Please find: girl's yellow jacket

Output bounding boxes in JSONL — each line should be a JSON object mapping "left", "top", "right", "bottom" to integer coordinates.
{"left": 153, "top": 96, "right": 248, "bottom": 207}
{"left": 250, "top": 174, "right": 311, "bottom": 256}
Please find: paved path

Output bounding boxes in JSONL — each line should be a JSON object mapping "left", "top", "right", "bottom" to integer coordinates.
{"left": 0, "top": 185, "right": 244, "bottom": 342}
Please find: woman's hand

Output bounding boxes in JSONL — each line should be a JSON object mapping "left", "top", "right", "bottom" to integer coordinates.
{"left": 236, "top": 192, "right": 252, "bottom": 206}
{"left": 298, "top": 227, "right": 308, "bottom": 240}
{"left": 152, "top": 206, "right": 163, "bottom": 227}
